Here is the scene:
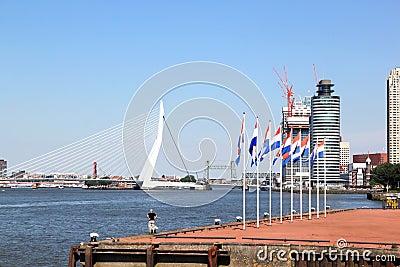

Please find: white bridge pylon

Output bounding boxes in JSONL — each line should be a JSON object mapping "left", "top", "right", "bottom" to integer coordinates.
{"left": 139, "top": 101, "right": 164, "bottom": 189}
{"left": 138, "top": 101, "right": 203, "bottom": 190}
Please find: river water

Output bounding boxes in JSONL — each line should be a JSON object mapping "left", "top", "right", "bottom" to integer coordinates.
{"left": 0, "top": 188, "right": 381, "bottom": 267}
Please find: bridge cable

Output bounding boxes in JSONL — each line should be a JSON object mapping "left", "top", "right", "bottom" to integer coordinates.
{"left": 162, "top": 116, "right": 190, "bottom": 178}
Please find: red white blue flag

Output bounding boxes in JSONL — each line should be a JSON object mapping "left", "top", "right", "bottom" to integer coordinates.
{"left": 292, "top": 132, "right": 301, "bottom": 163}
{"left": 281, "top": 132, "right": 291, "bottom": 167}
{"left": 270, "top": 126, "right": 281, "bottom": 151}
{"left": 248, "top": 120, "right": 258, "bottom": 167}
{"left": 259, "top": 121, "right": 271, "bottom": 162}
{"left": 301, "top": 134, "right": 310, "bottom": 160}
{"left": 316, "top": 139, "right": 325, "bottom": 158}
{"left": 235, "top": 117, "right": 245, "bottom": 166}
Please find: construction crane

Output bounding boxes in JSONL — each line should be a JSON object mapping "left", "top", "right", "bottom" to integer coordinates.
{"left": 313, "top": 64, "right": 319, "bottom": 86}
{"left": 273, "top": 66, "right": 295, "bottom": 117}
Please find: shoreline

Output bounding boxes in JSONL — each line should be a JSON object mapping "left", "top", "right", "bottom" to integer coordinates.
{"left": 273, "top": 188, "right": 370, "bottom": 194}
{"left": 70, "top": 208, "right": 400, "bottom": 266}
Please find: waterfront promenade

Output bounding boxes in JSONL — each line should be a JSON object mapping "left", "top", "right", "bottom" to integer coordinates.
{"left": 71, "top": 209, "right": 400, "bottom": 266}
{"left": 121, "top": 208, "right": 400, "bottom": 248}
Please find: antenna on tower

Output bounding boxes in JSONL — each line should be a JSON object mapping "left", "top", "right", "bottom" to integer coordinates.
{"left": 273, "top": 66, "right": 295, "bottom": 117}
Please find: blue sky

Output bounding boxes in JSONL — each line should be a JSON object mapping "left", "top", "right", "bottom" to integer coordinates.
{"left": 1, "top": 1, "right": 399, "bottom": 168}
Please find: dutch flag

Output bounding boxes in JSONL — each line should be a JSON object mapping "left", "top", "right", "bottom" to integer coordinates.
{"left": 301, "top": 134, "right": 310, "bottom": 160}
{"left": 248, "top": 120, "right": 258, "bottom": 167}
{"left": 281, "top": 132, "right": 291, "bottom": 167}
{"left": 259, "top": 121, "right": 270, "bottom": 162}
{"left": 292, "top": 132, "right": 301, "bottom": 163}
{"left": 270, "top": 126, "right": 281, "bottom": 151}
{"left": 235, "top": 117, "right": 245, "bottom": 166}
{"left": 272, "top": 149, "right": 280, "bottom": 165}
{"left": 309, "top": 145, "right": 317, "bottom": 169}
{"left": 316, "top": 139, "right": 325, "bottom": 158}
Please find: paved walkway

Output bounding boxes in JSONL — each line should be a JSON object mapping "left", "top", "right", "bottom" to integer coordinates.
{"left": 118, "top": 209, "right": 400, "bottom": 249}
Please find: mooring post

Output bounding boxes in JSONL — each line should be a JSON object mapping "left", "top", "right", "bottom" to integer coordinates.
{"left": 372, "top": 259, "right": 381, "bottom": 267}
{"left": 332, "top": 257, "right": 340, "bottom": 267}
{"left": 68, "top": 246, "right": 79, "bottom": 267}
{"left": 298, "top": 259, "right": 307, "bottom": 267}
{"left": 85, "top": 246, "right": 93, "bottom": 267}
{"left": 208, "top": 245, "right": 219, "bottom": 267}
{"left": 146, "top": 244, "right": 155, "bottom": 267}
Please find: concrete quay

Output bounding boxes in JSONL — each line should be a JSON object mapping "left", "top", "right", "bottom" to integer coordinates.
{"left": 69, "top": 209, "right": 400, "bottom": 267}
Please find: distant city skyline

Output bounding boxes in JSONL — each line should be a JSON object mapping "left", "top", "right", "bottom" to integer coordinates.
{"left": 1, "top": 1, "right": 399, "bottom": 167}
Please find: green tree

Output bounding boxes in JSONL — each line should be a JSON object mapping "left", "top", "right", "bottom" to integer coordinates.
{"left": 372, "top": 162, "right": 400, "bottom": 190}
{"left": 85, "top": 179, "right": 112, "bottom": 187}
{"left": 180, "top": 175, "right": 196, "bottom": 183}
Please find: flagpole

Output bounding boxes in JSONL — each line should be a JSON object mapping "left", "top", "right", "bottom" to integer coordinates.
{"left": 324, "top": 138, "right": 327, "bottom": 218}
{"left": 316, "top": 137, "right": 320, "bottom": 219}
{"left": 256, "top": 117, "right": 260, "bottom": 228}
{"left": 268, "top": 120, "right": 272, "bottom": 226}
{"left": 308, "top": 142, "right": 312, "bottom": 220}
{"left": 290, "top": 128, "right": 293, "bottom": 222}
{"left": 299, "top": 129, "right": 303, "bottom": 220}
{"left": 279, "top": 126, "right": 283, "bottom": 224}
{"left": 242, "top": 112, "right": 246, "bottom": 230}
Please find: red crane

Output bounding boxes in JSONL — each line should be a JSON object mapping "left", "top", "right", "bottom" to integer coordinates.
{"left": 313, "top": 64, "right": 319, "bottom": 86}
{"left": 273, "top": 66, "right": 295, "bottom": 117}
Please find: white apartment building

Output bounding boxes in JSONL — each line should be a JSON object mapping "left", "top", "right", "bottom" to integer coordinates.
{"left": 340, "top": 141, "right": 350, "bottom": 174}
{"left": 387, "top": 67, "right": 400, "bottom": 163}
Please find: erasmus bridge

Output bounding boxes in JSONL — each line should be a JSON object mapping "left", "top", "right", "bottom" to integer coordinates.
{"left": 4, "top": 105, "right": 161, "bottom": 180}
{"left": 3, "top": 102, "right": 211, "bottom": 189}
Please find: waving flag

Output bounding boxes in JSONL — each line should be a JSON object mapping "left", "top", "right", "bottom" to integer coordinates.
{"left": 281, "top": 132, "right": 291, "bottom": 166}
{"left": 235, "top": 117, "right": 245, "bottom": 166}
{"left": 259, "top": 121, "right": 271, "bottom": 162}
{"left": 316, "top": 139, "right": 325, "bottom": 158}
{"left": 301, "top": 134, "right": 310, "bottom": 160}
{"left": 248, "top": 120, "right": 258, "bottom": 167}
{"left": 272, "top": 149, "right": 280, "bottom": 165}
{"left": 309, "top": 143, "right": 317, "bottom": 169}
{"left": 270, "top": 126, "right": 281, "bottom": 151}
{"left": 292, "top": 132, "right": 301, "bottom": 163}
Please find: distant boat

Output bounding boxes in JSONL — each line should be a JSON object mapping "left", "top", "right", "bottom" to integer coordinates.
{"left": 58, "top": 185, "right": 64, "bottom": 189}
{"left": 32, "top": 184, "right": 37, "bottom": 190}
{"left": 260, "top": 185, "right": 271, "bottom": 191}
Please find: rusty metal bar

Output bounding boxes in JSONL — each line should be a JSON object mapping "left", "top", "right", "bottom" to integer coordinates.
{"left": 208, "top": 245, "right": 218, "bottom": 267}
{"left": 242, "top": 236, "right": 330, "bottom": 243}
{"left": 146, "top": 244, "right": 155, "bottom": 267}
{"left": 155, "top": 235, "right": 236, "bottom": 240}
{"left": 85, "top": 246, "right": 93, "bottom": 267}
{"left": 347, "top": 240, "right": 400, "bottom": 246}
{"left": 68, "top": 245, "right": 79, "bottom": 267}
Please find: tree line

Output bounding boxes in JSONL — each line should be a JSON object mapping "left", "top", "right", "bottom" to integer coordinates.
{"left": 372, "top": 162, "right": 400, "bottom": 190}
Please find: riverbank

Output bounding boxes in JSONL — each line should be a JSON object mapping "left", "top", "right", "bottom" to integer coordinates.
{"left": 70, "top": 208, "right": 400, "bottom": 266}
{"left": 273, "top": 188, "right": 370, "bottom": 194}
{"left": 0, "top": 189, "right": 383, "bottom": 266}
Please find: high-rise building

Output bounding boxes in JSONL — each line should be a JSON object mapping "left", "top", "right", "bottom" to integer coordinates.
{"left": 282, "top": 97, "right": 311, "bottom": 185}
{"left": 387, "top": 67, "right": 400, "bottom": 164}
{"left": 310, "top": 80, "right": 341, "bottom": 183}
{"left": 340, "top": 141, "right": 350, "bottom": 174}
{"left": 0, "top": 159, "right": 7, "bottom": 177}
